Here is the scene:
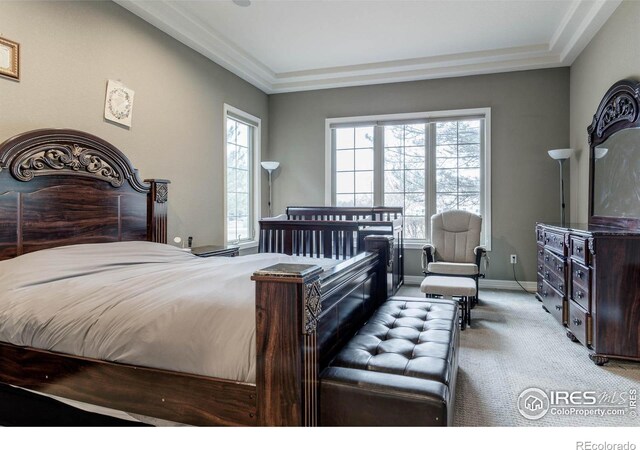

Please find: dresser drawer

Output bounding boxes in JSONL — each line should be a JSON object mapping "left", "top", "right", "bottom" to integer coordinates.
{"left": 536, "top": 226, "right": 544, "bottom": 244}
{"left": 541, "top": 280, "right": 566, "bottom": 325}
{"left": 570, "top": 236, "right": 589, "bottom": 265}
{"left": 571, "top": 281, "right": 590, "bottom": 312}
{"left": 543, "top": 266, "right": 566, "bottom": 294}
{"left": 537, "top": 274, "right": 544, "bottom": 298}
{"left": 544, "top": 248, "right": 566, "bottom": 279}
{"left": 537, "top": 244, "right": 545, "bottom": 274}
{"left": 571, "top": 260, "right": 590, "bottom": 292}
{"left": 544, "top": 230, "right": 566, "bottom": 255}
{"left": 568, "top": 300, "right": 591, "bottom": 346}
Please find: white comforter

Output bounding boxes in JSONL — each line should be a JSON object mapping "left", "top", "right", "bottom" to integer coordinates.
{"left": 0, "top": 241, "right": 336, "bottom": 383}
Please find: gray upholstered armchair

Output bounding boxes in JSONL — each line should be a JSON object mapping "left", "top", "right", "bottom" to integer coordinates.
{"left": 422, "top": 210, "right": 486, "bottom": 300}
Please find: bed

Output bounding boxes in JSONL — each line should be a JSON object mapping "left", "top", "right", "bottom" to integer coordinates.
{"left": 0, "top": 129, "right": 392, "bottom": 426}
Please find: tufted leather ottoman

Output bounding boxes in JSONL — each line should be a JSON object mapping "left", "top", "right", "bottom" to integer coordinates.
{"left": 320, "top": 296, "right": 459, "bottom": 426}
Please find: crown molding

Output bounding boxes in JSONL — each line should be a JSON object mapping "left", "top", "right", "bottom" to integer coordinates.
{"left": 115, "top": 0, "right": 621, "bottom": 94}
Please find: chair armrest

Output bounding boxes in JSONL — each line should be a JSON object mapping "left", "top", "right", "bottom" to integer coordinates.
{"left": 422, "top": 244, "right": 436, "bottom": 270}
{"left": 474, "top": 246, "right": 487, "bottom": 275}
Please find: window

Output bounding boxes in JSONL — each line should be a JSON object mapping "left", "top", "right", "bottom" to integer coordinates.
{"left": 224, "top": 105, "right": 261, "bottom": 246}
{"left": 326, "top": 109, "right": 491, "bottom": 248}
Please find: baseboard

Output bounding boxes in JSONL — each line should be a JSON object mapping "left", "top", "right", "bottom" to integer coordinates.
{"left": 404, "top": 276, "right": 537, "bottom": 293}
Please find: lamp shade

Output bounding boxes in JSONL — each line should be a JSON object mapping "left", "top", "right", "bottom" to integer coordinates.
{"left": 548, "top": 148, "right": 574, "bottom": 160}
{"left": 261, "top": 161, "right": 280, "bottom": 171}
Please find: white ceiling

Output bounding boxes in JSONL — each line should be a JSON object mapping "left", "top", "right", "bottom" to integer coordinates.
{"left": 115, "top": 0, "right": 621, "bottom": 94}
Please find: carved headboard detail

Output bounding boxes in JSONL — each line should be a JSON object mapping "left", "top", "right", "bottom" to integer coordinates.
{"left": 0, "top": 129, "right": 169, "bottom": 260}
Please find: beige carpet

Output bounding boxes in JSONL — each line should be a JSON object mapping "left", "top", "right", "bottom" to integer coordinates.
{"left": 397, "top": 286, "right": 640, "bottom": 426}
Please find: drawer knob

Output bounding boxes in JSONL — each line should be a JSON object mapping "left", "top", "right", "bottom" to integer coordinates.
{"left": 555, "top": 305, "right": 562, "bottom": 311}
{"left": 539, "top": 250, "right": 544, "bottom": 256}
{"left": 577, "top": 291, "right": 584, "bottom": 299}
{"left": 557, "top": 264, "right": 563, "bottom": 271}
{"left": 576, "top": 246, "right": 583, "bottom": 253}
{"left": 543, "top": 291, "right": 548, "bottom": 297}
{"left": 544, "top": 256, "right": 550, "bottom": 262}
{"left": 572, "top": 318, "right": 582, "bottom": 326}
{"left": 539, "top": 264, "right": 543, "bottom": 271}
{"left": 545, "top": 271, "right": 550, "bottom": 279}
{"left": 559, "top": 283, "right": 564, "bottom": 291}
{"left": 576, "top": 270, "right": 584, "bottom": 279}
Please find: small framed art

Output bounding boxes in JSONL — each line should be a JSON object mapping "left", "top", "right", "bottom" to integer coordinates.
{"left": 0, "top": 37, "right": 19, "bottom": 80}
{"left": 104, "top": 79, "right": 135, "bottom": 127}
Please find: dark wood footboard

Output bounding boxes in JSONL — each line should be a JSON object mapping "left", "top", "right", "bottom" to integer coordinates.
{"left": 251, "top": 236, "right": 392, "bottom": 426}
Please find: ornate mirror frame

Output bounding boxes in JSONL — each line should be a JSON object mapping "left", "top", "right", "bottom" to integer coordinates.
{"left": 588, "top": 79, "right": 640, "bottom": 230}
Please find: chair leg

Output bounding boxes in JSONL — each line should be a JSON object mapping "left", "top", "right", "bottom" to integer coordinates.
{"left": 459, "top": 297, "right": 467, "bottom": 331}
{"left": 466, "top": 296, "right": 471, "bottom": 327}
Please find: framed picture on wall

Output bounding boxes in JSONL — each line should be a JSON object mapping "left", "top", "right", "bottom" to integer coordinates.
{"left": 104, "top": 79, "right": 135, "bottom": 127}
{"left": 0, "top": 37, "right": 19, "bottom": 80}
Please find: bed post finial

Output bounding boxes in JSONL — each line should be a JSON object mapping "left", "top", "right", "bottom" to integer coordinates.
{"left": 146, "top": 179, "right": 170, "bottom": 244}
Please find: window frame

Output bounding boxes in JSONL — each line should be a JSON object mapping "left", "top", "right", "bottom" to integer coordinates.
{"left": 223, "top": 104, "right": 261, "bottom": 249}
{"left": 325, "top": 108, "right": 492, "bottom": 250}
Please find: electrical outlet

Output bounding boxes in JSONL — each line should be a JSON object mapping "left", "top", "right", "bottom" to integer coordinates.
{"left": 510, "top": 254, "right": 517, "bottom": 264}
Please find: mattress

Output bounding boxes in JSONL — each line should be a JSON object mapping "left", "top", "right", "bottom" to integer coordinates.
{"left": 0, "top": 241, "right": 337, "bottom": 383}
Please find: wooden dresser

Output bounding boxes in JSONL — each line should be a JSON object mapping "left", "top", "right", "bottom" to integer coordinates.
{"left": 536, "top": 223, "right": 640, "bottom": 365}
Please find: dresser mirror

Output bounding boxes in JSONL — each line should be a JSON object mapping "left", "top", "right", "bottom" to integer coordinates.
{"left": 589, "top": 79, "right": 640, "bottom": 229}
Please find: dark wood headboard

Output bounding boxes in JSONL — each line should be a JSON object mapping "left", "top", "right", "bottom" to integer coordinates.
{"left": 0, "top": 129, "right": 169, "bottom": 260}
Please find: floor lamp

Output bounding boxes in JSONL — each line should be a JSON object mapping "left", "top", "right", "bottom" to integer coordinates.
{"left": 547, "top": 148, "right": 574, "bottom": 226}
{"left": 261, "top": 161, "right": 280, "bottom": 217}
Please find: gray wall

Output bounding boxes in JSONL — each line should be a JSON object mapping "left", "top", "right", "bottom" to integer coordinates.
{"left": 268, "top": 69, "right": 570, "bottom": 281}
{"left": 569, "top": 0, "right": 639, "bottom": 223}
{"left": 0, "top": 1, "right": 269, "bottom": 247}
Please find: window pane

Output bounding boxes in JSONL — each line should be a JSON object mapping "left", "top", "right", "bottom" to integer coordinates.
{"left": 459, "top": 155, "right": 480, "bottom": 168}
{"left": 405, "top": 170, "right": 425, "bottom": 192}
{"left": 336, "top": 150, "right": 354, "bottom": 171}
{"left": 437, "top": 194, "right": 458, "bottom": 211}
{"left": 236, "top": 169, "right": 249, "bottom": 192}
{"left": 354, "top": 171, "right": 373, "bottom": 193}
{"left": 355, "top": 193, "right": 373, "bottom": 207}
{"left": 436, "top": 145, "right": 456, "bottom": 158}
{"left": 384, "top": 126, "right": 403, "bottom": 147}
{"left": 405, "top": 216, "right": 426, "bottom": 240}
{"left": 227, "top": 167, "right": 237, "bottom": 192}
{"left": 355, "top": 148, "right": 374, "bottom": 170}
{"left": 436, "top": 169, "right": 457, "bottom": 192}
{"left": 237, "top": 192, "right": 249, "bottom": 215}
{"left": 355, "top": 127, "right": 374, "bottom": 148}
{"left": 235, "top": 216, "right": 250, "bottom": 242}
{"left": 458, "top": 194, "right": 480, "bottom": 214}
{"left": 405, "top": 124, "right": 426, "bottom": 146}
{"left": 227, "top": 120, "right": 236, "bottom": 142}
{"left": 458, "top": 144, "right": 480, "bottom": 157}
{"left": 227, "top": 193, "right": 237, "bottom": 216}
{"left": 384, "top": 170, "right": 404, "bottom": 193}
{"left": 335, "top": 128, "right": 354, "bottom": 149}
{"left": 458, "top": 169, "right": 480, "bottom": 192}
{"left": 436, "top": 122, "right": 457, "bottom": 145}
{"left": 236, "top": 147, "right": 249, "bottom": 170}
{"left": 405, "top": 193, "right": 425, "bottom": 216}
{"left": 227, "top": 144, "right": 238, "bottom": 168}
{"left": 458, "top": 120, "right": 480, "bottom": 144}
{"left": 384, "top": 193, "right": 404, "bottom": 207}
{"left": 336, "top": 194, "right": 355, "bottom": 207}
{"left": 236, "top": 122, "right": 250, "bottom": 147}
{"left": 436, "top": 157, "right": 457, "bottom": 169}
{"left": 384, "top": 147, "right": 404, "bottom": 171}
{"left": 227, "top": 217, "right": 237, "bottom": 242}
{"left": 336, "top": 172, "right": 354, "bottom": 193}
